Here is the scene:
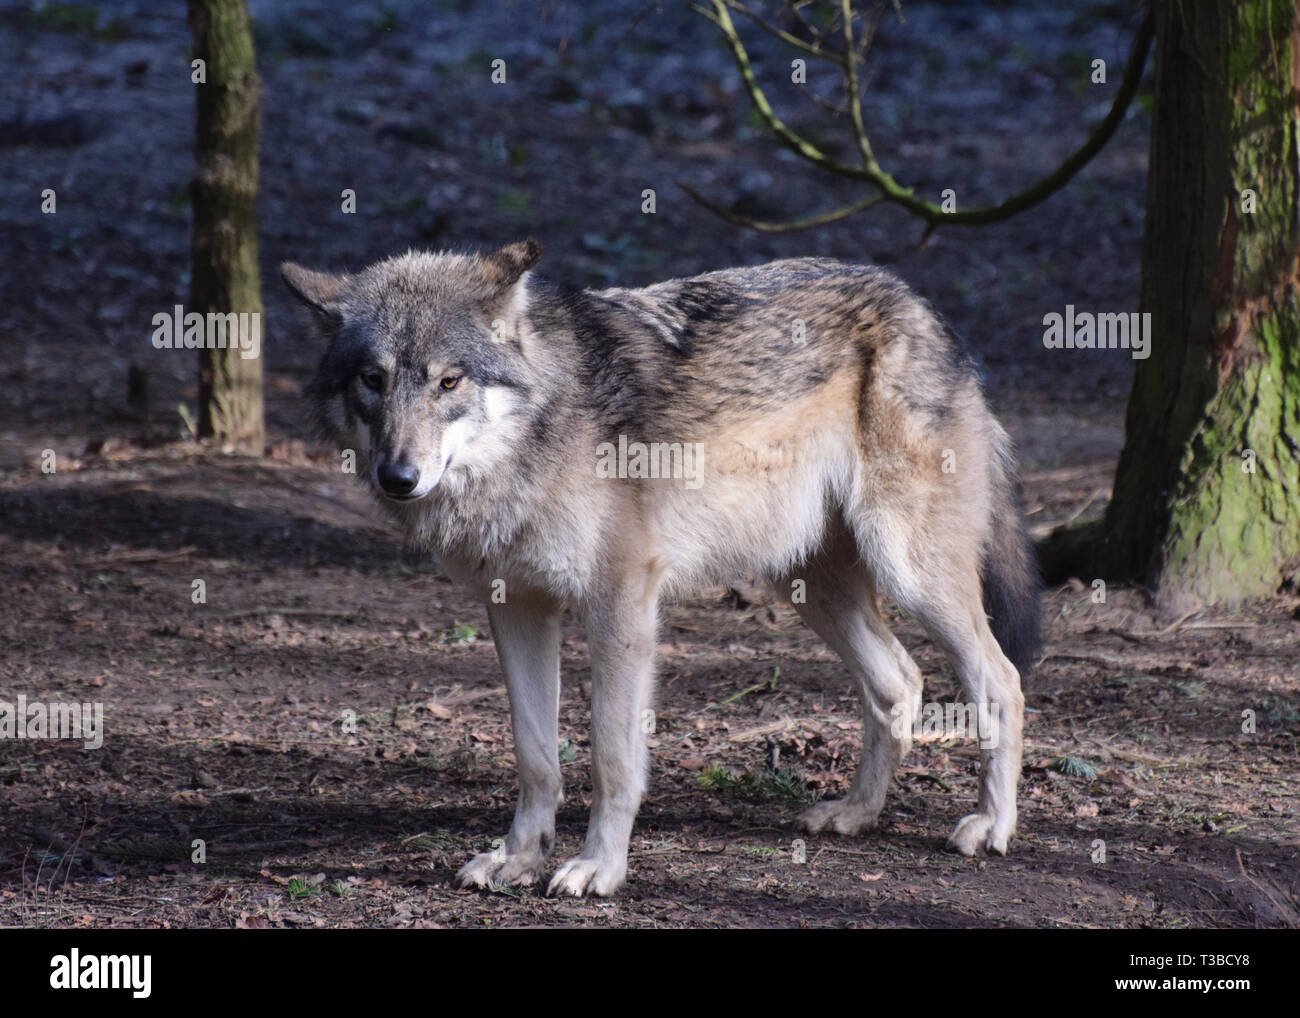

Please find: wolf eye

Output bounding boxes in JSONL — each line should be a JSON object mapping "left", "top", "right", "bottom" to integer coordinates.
{"left": 439, "top": 376, "right": 461, "bottom": 391}
{"left": 361, "top": 371, "right": 384, "bottom": 392}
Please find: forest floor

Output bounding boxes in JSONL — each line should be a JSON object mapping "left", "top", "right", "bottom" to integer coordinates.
{"left": 0, "top": 0, "right": 1296, "bottom": 928}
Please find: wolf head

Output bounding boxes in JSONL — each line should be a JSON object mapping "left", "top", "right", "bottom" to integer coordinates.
{"left": 282, "top": 240, "right": 543, "bottom": 502}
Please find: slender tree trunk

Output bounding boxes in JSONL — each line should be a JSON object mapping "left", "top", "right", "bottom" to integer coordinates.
{"left": 189, "top": 0, "right": 264, "bottom": 454}
{"left": 1048, "top": 0, "right": 1300, "bottom": 608}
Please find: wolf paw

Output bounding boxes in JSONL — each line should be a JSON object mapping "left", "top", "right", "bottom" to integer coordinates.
{"left": 796, "top": 799, "right": 880, "bottom": 836}
{"left": 947, "top": 813, "right": 1012, "bottom": 856}
{"left": 546, "top": 854, "right": 627, "bottom": 898}
{"left": 456, "top": 847, "right": 544, "bottom": 889}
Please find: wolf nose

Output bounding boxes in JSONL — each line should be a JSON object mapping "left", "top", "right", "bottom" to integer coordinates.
{"left": 378, "top": 459, "right": 420, "bottom": 497}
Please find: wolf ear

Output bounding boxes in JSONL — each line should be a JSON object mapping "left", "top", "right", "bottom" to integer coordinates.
{"left": 483, "top": 238, "right": 542, "bottom": 292}
{"left": 280, "top": 263, "right": 348, "bottom": 330}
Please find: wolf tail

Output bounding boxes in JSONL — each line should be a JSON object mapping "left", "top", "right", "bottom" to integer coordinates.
{"left": 981, "top": 429, "right": 1042, "bottom": 680}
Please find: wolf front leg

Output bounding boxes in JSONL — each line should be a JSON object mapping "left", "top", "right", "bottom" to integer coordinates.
{"left": 456, "top": 589, "right": 563, "bottom": 890}
{"left": 548, "top": 584, "right": 658, "bottom": 897}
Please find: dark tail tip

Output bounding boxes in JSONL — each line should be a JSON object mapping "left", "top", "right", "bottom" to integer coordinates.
{"left": 982, "top": 465, "right": 1043, "bottom": 681}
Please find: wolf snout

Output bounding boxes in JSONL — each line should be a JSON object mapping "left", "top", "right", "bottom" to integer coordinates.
{"left": 377, "top": 457, "right": 421, "bottom": 499}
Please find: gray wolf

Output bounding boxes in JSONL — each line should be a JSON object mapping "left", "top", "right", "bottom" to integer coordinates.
{"left": 281, "top": 240, "right": 1040, "bottom": 897}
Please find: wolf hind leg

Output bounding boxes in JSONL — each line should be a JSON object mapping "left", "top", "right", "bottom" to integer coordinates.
{"left": 868, "top": 535, "right": 1025, "bottom": 855}
{"left": 921, "top": 596, "right": 1024, "bottom": 855}
{"left": 774, "top": 525, "right": 923, "bottom": 836}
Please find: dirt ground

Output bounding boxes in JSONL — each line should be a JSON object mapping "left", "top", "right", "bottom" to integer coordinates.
{"left": 1, "top": 0, "right": 1297, "bottom": 928}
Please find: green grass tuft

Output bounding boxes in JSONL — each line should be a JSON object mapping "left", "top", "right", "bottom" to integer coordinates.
{"left": 1054, "top": 755, "right": 1098, "bottom": 780}
{"left": 697, "top": 765, "right": 815, "bottom": 805}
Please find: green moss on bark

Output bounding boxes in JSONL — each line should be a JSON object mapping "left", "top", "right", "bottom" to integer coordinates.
{"left": 1085, "top": 0, "right": 1300, "bottom": 607}
{"left": 1163, "top": 306, "right": 1300, "bottom": 605}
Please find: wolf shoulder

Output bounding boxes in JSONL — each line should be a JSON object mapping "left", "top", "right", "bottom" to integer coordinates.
{"left": 533, "top": 257, "right": 939, "bottom": 365}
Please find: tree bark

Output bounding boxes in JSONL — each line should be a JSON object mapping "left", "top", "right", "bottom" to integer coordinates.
{"left": 189, "top": 0, "right": 264, "bottom": 454}
{"left": 1046, "top": 0, "right": 1300, "bottom": 608}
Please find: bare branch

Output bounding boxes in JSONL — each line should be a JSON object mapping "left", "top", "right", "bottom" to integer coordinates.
{"left": 716, "top": 0, "right": 842, "bottom": 61}
{"left": 700, "top": 0, "right": 1155, "bottom": 230}
{"left": 678, "top": 182, "right": 885, "bottom": 231}
{"left": 705, "top": 0, "right": 882, "bottom": 181}
{"left": 840, "top": 0, "right": 877, "bottom": 168}
{"left": 789, "top": 0, "right": 834, "bottom": 49}
{"left": 809, "top": 90, "right": 851, "bottom": 116}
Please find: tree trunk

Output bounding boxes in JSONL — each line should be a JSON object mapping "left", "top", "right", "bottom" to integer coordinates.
{"left": 1048, "top": 0, "right": 1300, "bottom": 609}
{"left": 189, "top": 0, "right": 264, "bottom": 454}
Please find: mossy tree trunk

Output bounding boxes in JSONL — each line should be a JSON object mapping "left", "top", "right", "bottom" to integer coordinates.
{"left": 189, "top": 0, "right": 264, "bottom": 454}
{"left": 1051, "top": 0, "right": 1300, "bottom": 608}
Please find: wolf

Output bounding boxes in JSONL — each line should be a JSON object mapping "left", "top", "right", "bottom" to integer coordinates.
{"left": 282, "top": 240, "right": 1040, "bottom": 897}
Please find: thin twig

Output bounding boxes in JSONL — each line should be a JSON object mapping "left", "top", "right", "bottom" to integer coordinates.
{"left": 1062, "top": 488, "right": 1108, "bottom": 526}
{"left": 713, "top": 0, "right": 842, "bottom": 60}
{"left": 222, "top": 607, "right": 365, "bottom": 621}
{"left": 1234, "top": 848, "right": 1294, "bottom": 926}
{"left": 727, "top": 718, "right": 796, "bottom": 742}
{"left": 1153, "top": 609, "right": 1204, "bottom": 636}
{"left": 695, "top": 0, "right": 1154, "bottom": 229}
{"left": 61, "top": 811, "right": 90, "bottom": 894}
{"left": 81, "top": 546, "right": 197, "bottom": 568}
{"left": 900, "top": 770, "right": 953, "bottom": 792}
{"left": 840, "top": 0, "right": 875, "bottom": 167}
{"left": 710, "top": 669, "right": 780, "bottom": 709}
{"left": 679, "top": 182, "right": 885, "bottom": 232}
